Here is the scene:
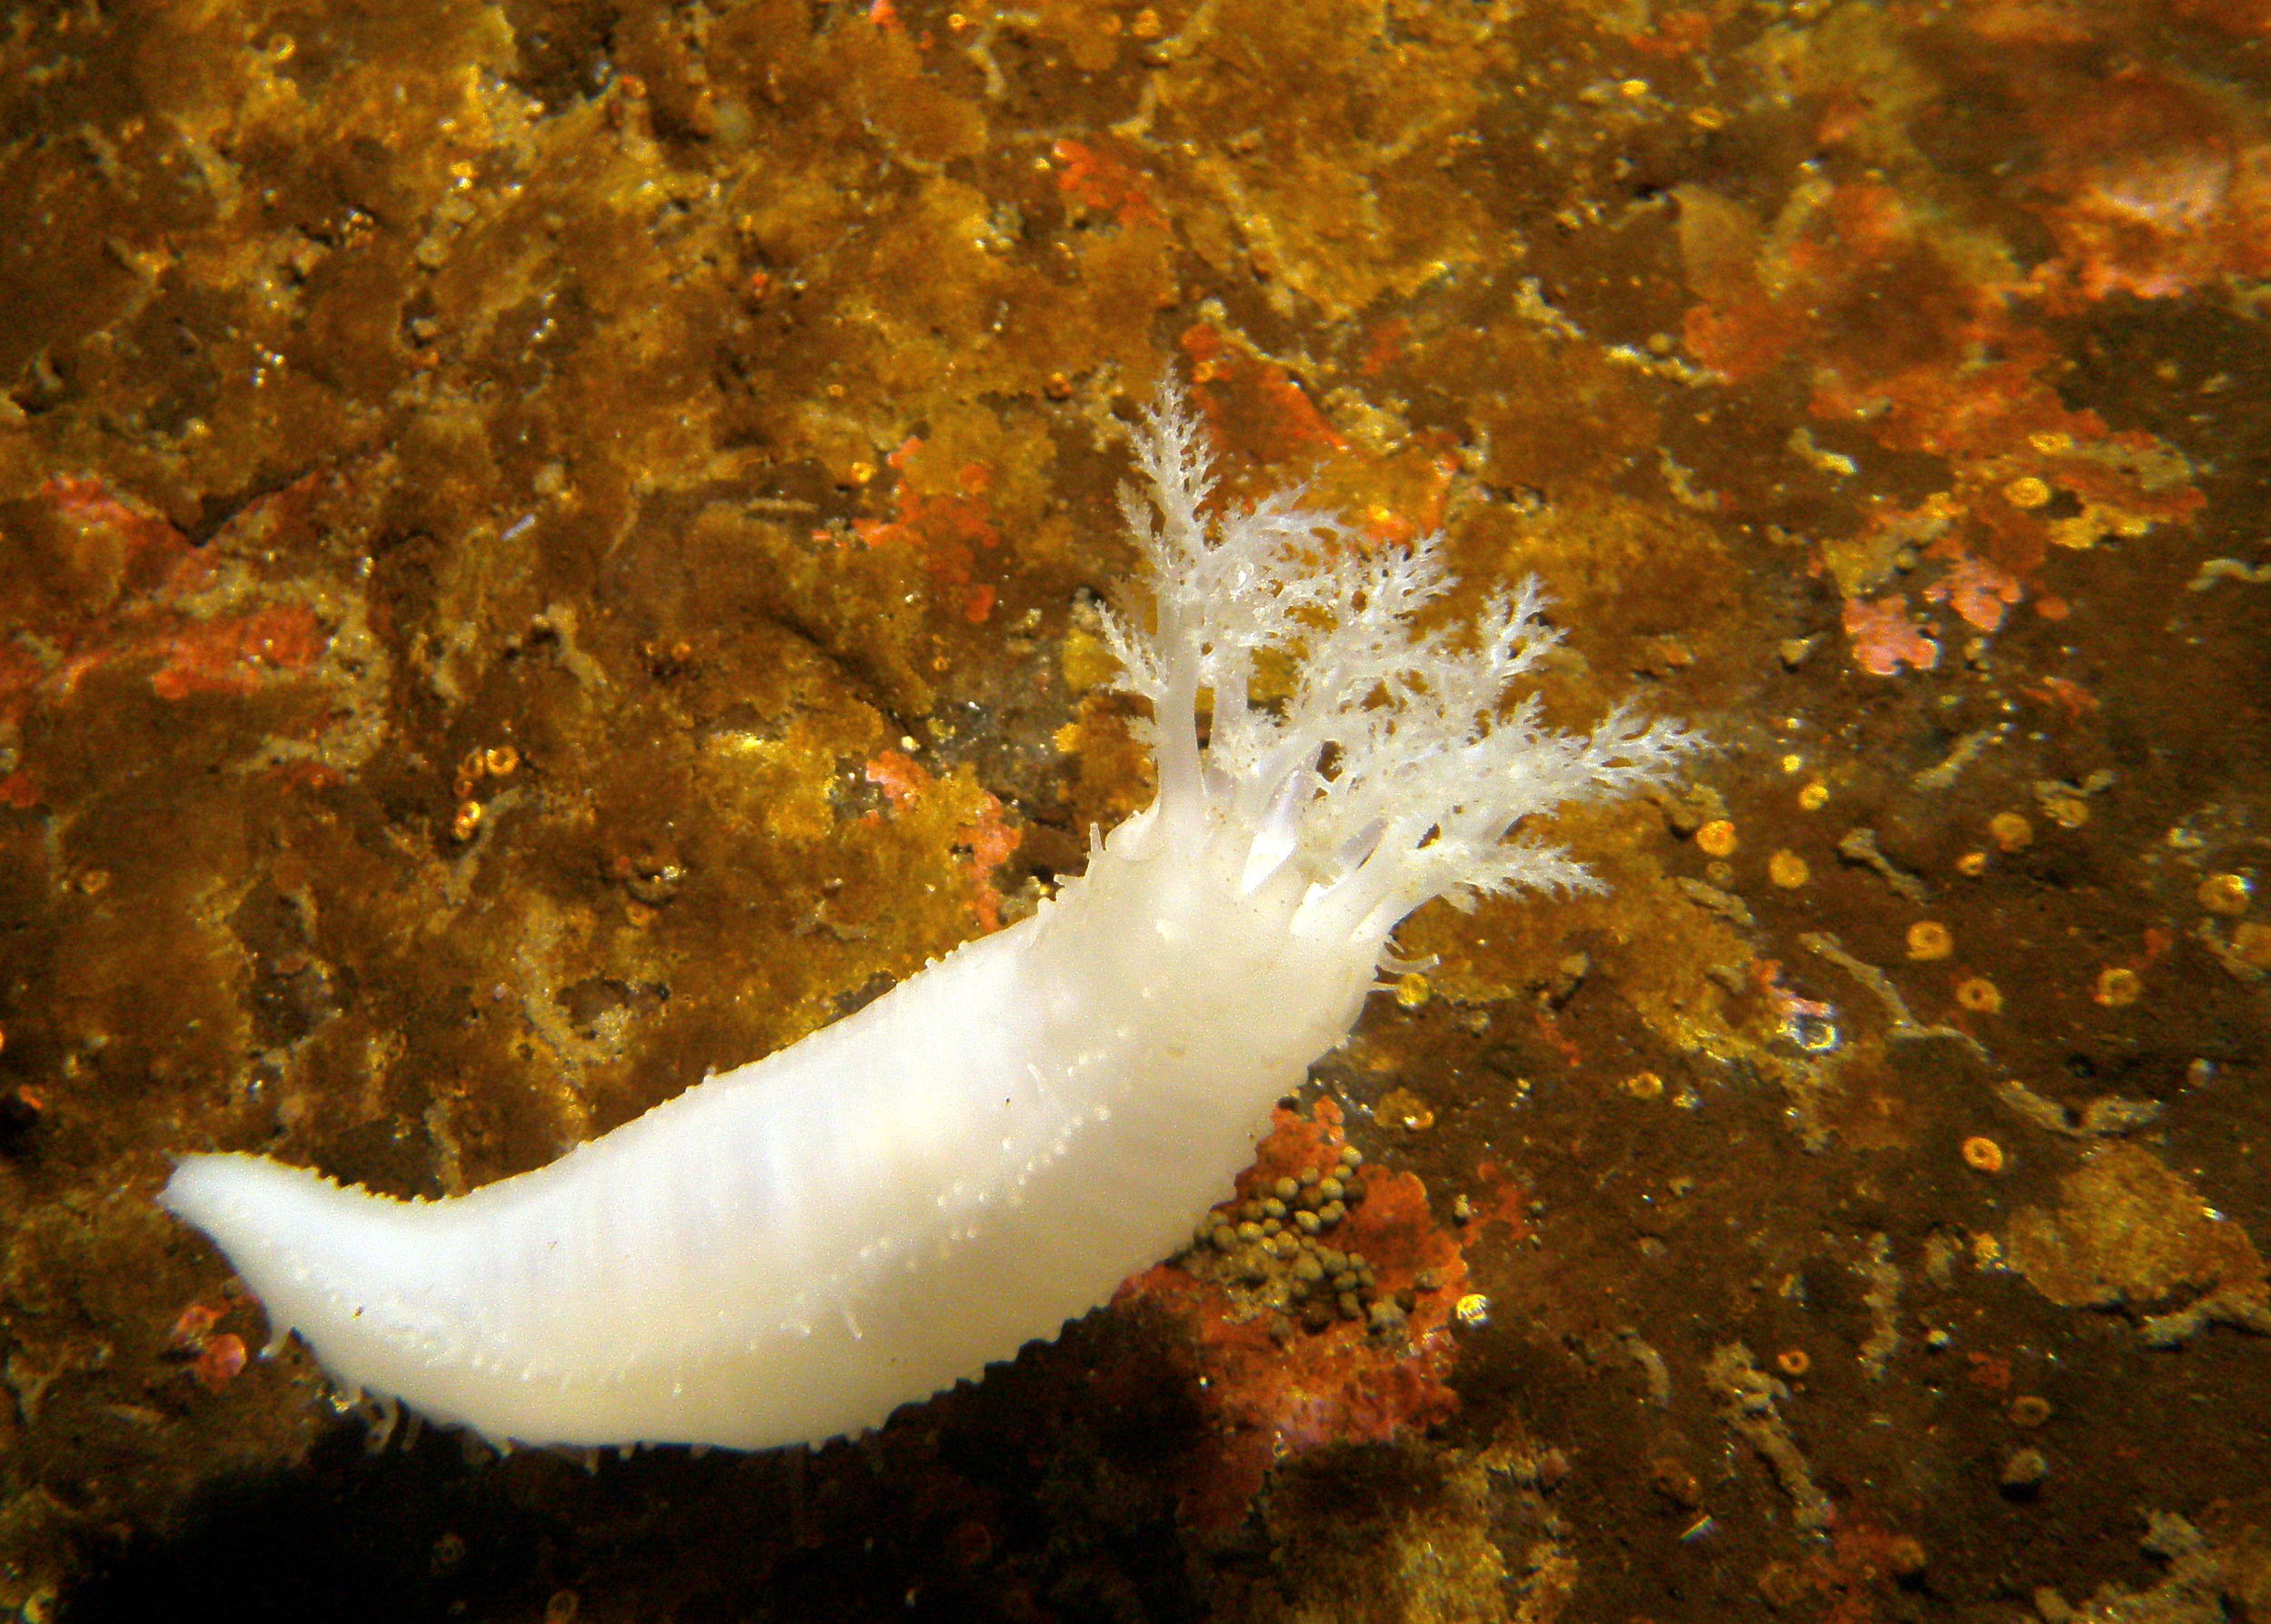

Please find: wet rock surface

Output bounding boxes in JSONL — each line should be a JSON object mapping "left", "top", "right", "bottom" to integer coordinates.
{"left": 2, "top": 1, "right": 2268, "bottom": 1619}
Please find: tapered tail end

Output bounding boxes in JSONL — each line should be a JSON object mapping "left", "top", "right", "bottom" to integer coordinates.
{"left": 160, "top": 1153, "right": 376, "bottom": 1355}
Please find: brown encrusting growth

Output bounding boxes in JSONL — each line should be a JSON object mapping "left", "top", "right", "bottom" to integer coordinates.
{"left": 1, "top": 0, "right": 2266, "bottom": 1619}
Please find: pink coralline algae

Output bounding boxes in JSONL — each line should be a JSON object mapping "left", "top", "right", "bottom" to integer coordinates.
{"left": 2025, "top": 62, "right": 2271, "bottom": 307}
{"left": 851, "top": 439, "right": 1004, "bottom": 624}
{"left": 863, "top": 748, "right": 1023, "bottom": 930}
{"left": 1842, "top": 594, "right": 1940, "bottom": 676}
{"left": 2051, "top": 149, "right": 2262, "bottom": 302}
{"left": 1116, "top": 1100, "right": 1468, "bottom": 1529}
{"left": 1927, "top": 556, "right": 2026, "bottom": 633}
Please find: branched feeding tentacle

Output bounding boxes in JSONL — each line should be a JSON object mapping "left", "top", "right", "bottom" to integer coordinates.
{"left": 1108, "top": 383, "right": 1702, "bottom": 956}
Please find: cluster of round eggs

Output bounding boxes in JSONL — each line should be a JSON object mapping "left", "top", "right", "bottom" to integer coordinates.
{"left": 1188, "top": 1143, "right": 1413, "bottom": 1332}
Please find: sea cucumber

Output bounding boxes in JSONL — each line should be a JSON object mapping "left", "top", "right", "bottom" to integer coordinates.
{"left": 161, "top": 385, "right": 1696, "bottom": 1451}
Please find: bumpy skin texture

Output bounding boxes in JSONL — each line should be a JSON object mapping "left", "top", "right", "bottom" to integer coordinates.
{"left": 162, "top": 387, "right": 1695, "bottom": 1451}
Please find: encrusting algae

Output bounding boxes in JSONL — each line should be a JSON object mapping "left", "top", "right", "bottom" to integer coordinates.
{"left": 0, "top": 0, "right": 2265, "bottom": 1618}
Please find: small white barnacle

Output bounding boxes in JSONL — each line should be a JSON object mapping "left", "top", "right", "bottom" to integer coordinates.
{"left": 160, "top": 379, "right": 1697, "bottom": 1451}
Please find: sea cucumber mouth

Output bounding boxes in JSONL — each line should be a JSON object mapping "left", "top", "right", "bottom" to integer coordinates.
{"left": 1234, "top": 767, "right": 1319, "bottom": 896}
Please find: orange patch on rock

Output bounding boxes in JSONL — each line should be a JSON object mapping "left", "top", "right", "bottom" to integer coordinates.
{"left": 193, "top": 1333, "right": 248, "bottom": 1391}
{"left": 270, "top": 760, "right": 346, "bottom": 794}
{"left": 1681, "top": 294, "right": 1803, "bottom": 385}
{"left": 151, "top": 605, "right": 328, "bottom": 700}
{"left": 1116, "top": 1099, "right": 1470, "bottom": 1528}
{"left": 43, "top": 475, "right": 191, "bottom": 570}
{"left": 1178, "top": 326, "right": 1350, "bottom": 467}
{"left": 1469, "top": 1158, "right": 1532, "bottom": 1237}
{"left": 1530, "top": 1007, "right": 1585, "bottom": 1069}
{"left": 169, "top": 1299, "right": 250, "bottom": 1391}
{"left": 1927, "top": 555, "right": 2025, "bottom": 633}
{"left": 1964, "top": 1352, "right": 2014, "bottom": 1391}
{"left": 1842, "top": 594, "right": 1940, "bottom": 677}
{"left": 1628, "top": 8, "right": 1713, "bottom": 54}
{"left": 2024, "top": 675, "right": 2097, "bottom": 719}
{"left": 1359, "top": 317, "right": 1411, "bottom": 378}
{"left": 1761, "top": 1520, "right": 1932, "bottom": 1624}
{"left": 1830, "top": 352, "right": 2203, "bottom": 581}
{"left": 24, "top": 477, "right": 332, "bottom": 701}
{"left": 168, "top": 1302, "right": 227, "bottom": 1350}
{"left": 1675, "top": 154, "right": 2206, "bottom": 622}
{"left": 853, "top": 438, "right": 1002, "bottom": 623}
{"left": 863, "top": 747, "right": 930, "bottom": 814}
{"left": 2019, "top": 61, "right": 2271, "bottom": 305}
{"left": 863, "top": 749, "right": 1024, "bottom": 930}
{"left": 1051, "top": 137, "right": 1167, "bottom": 231}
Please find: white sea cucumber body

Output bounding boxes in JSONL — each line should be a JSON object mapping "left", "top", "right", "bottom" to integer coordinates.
{"left": 163, "top": 800, "right": 1377, "bottom": 1450}
{"left": 163, "top": 386, "right": 1693, "bottom": 1451}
